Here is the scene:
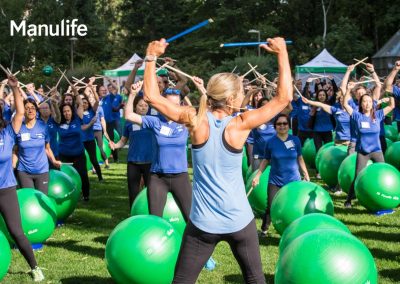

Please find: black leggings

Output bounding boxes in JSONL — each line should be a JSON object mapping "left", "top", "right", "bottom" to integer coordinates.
{"left": 0, "top": 187, "right": 37, "bottom": 269}
{"left": 297, "top": 130, "right": 313, "bottom": 147}
{"left": 17, "top": 171, "right": 49, "bottom": 195}
{"left": 127, "top": 162, "right": 151, "bottom": 208}
{"left": 59, "top": 153, "right": 90, "bottom": 199}
{"left": 347, "top": 151, "right": 384, "bottom": 201}
{"left": 245, "top": 143, "right": 253, "bottom": 168}
{"left": 173, "top": 219, "right": 265, "bottom": 284}
{"left": 147, "top": 172, "right": 192, "bottom": 222}
{"left": 261, "top": 183, "right": 281, "bottom": 231}
{"left": 291, "top": 117, "right": 298, "bottom": 136}
{"left": 313, "top": 131, "right": 333, "bottom": 153}
{"left": 84, "top": 140, "right": 103, "bottom": 181}
{"left": 379, "top": 135, "right": 387, "bottom": 153}
{"left": 106, "top": 121, "right": 118, "bottom": 162}
{"left": 94, "top": 130, "right": 107, "bottom": 161}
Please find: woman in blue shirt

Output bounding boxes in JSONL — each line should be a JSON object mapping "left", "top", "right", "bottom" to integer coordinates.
{"left": 252, "top": 114, "right": 309, "bottom": 235}
{"left": 0, "top": 76, "right": 44, "bottom": 281}
{"left": 38, "top": 99, "right": 60, "bottom": 160}
{"left": 343, "top": 81, "right": 395, "bottom": 207}
{"left": 93, "top": 104, "right": 110, "bottom": 169}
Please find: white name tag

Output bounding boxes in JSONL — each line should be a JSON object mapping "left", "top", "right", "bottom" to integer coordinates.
{"left": 160, "top": 125, "right": 172, "bottom": 136}
{"left": 0, "top": 139, "right": 4, "bottom": 146}
{"left": 258, "top": 124, "right": 267, "bottom": 130}
{"left": 361, "top": 122, "right": 370, "bottom": 129}
{"left": 132, "top": 124, "right": 141, "bottom": 131}
{"left": 99, "top": 101, "right": 103, "bottom": 106}
{"left": 284, "top": 140, "right": 295, "bottom": 149}
{"left": 336, "top": 110, "right": 343, "bottom": 114}
{"left": 302, "top": 106, "right": 309, "bottom": 110}
{"left": 21, "top": 132, "right": 31, "bottom": 141}
{"left": 83, "top": 111, "right": 89, "bottom": 115}
{"left": 60, "top": 124, "right": 69, "bottom": 130}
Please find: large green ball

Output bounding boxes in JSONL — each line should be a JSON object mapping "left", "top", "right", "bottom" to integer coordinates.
{"left": 113, "top": 130, "right": 120, "bottom": 143}
{"left": 318, "top": 145, "right": 348, "bottom": 187}
{"left": 275, "top": 229, "right": 377, "bottom": 284}
{"left": 42, "top": 65, "right": 53, "bottom": 76}
{"left": 131, "top": 188, "right": 186, "bottom": 236}
{"left": 242, "top": 148, "right": 249, "bottom": 180}
{"left": 105, "top": 215, "right": 182, "bottom": 284}
{"left": 96, "top": 136, "right": 112, "bottom": 162}
{"left": 245, "top": 167, "right": 270, "bottom": 216}
{"left": 385, "top": 138, "right": 393, "bottom": 150}
{"left": 0, "top": 189, "right": 57, "bottom": 244}
{"left": 384, "top": 142, "right": 400, "bottom": 171}
{"left": 245, "top": 165, "right": 254, "bottom": 183}
{"left": 60, "top": 164, "right": 82, "bottom": 204}
{"left": 355, "top": 163, "right": 400, "bottom": 211}
{"left": 85, "top": 150, "right": 92, "bottom": 171}
{"left": 48, "top": 170, "right": 78, "bottom": 221}
{"left": 384, "top": 125, "right": 397, "bottom": 141}
{"left": 302, "top": 139, "right": 316, "bottom": 169}
{"left": 0, "top": 231, "right": 11, "bottom": 281}
{"left": 279, "top": 213, "right": 351, "bottom": 253}
{"left": 338, "top": 153, "right": 373, "bottom": 194}
{"left": 270, "top": 181, "right": 334, "bottom": 235}
{"left": 315, "top": 141, "right": 334, "bottom": 171}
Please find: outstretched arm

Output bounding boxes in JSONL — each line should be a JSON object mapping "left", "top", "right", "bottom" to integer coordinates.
{"left": 125, "top": 81, "right": 144, "bottom": 125}
{"left": 8, "top": 76, "right": 24, "bottom": 133}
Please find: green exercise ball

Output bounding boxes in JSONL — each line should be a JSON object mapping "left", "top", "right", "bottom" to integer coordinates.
{"left": 103, "top": 137, "right": 112, "bottom": 158}
{"left": 385, "top": 138, "right": 393, "bottom": 150}
{"left": 279, "top": 213, "right": 351, "bottom": 253}
{"left": 270, "top": 181, "right": 334, "bottom": 235}
{"left": 131, "top": 188, "right": 186, "bottom": 236}
{"left": 60, "top": 164, "right": 82, "bottom": 203}
{"left": 0, "top": 231, "right": 11, "bottom": 281}
{"left": 0, "top": 188, "right": 57, "bottom": 245}
{"left": 355, "top": 163, "right": 400, "bottom": 211}
{"left": 245, "top": 167, "right": 270, "bottom": 216}
{"left": 42, "top": 65, "right": 53, "bottom": 76}
{"left": 113, "top": 130, "right": 120, "bottom": 143}
{"left": 315, "top": 141, "right": 334, "bottom": 171}
{"left": 302, "top": 139, "right": 316, "bottom": 169}
{"left": 384, "top": 125, "right": 397, "bottom": 141}
{"left": 245, "top": 165, "right": 254, "bottom": 183}
{"left": 385, "top": 142, "right": 400, "bottom": 171}
{"left": 105, "top": 215, "right": 182, "bottom": 284}
{"left": 85, "top": 150, "right": 92, "bottom": 171}
{"left": 48, "top": 170, "right": 78, "bottom": 221}
{"left": 338, "top": 153, "right": 372, "bottom": 194}
{"left": 318, "top": 145, "right": 347, "bottom": 187}
{"left": 242, "top": 148, "right": 249, "bottom": 180}
{"left": 275, "top": 229, "right": 377, "bottom": 284}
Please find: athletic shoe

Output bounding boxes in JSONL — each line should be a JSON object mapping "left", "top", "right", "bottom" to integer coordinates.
{"left": 204, "top": 257, "right": 216, "bottom": 271}
{"left": 30, "top": 266, "right": 44, "bottom": 282}
{"left": 92, "top": 168, "right": 96, "bottom": 174}
{"left": 316, "top": 173, "right": 321, "bottom": 179}
{"left": 334, "top": 190, "right": 343, "bottom": 196}
{"left": 259, "top": 230, "right": 268, "bottom": 237}
{"left": 344, "top": 201, "right": 352, "bottom": 208}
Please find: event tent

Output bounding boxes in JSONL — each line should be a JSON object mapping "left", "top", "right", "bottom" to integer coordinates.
{"left": 372, "top": 29, "right": 400, "bottom": 76}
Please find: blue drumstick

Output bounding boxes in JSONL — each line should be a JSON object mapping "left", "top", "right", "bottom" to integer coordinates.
{"left": 220, "top": 41, "right": 293, "bottom": 47}
{"left": 166, "top": 19, "right": 214, "bottom": 43}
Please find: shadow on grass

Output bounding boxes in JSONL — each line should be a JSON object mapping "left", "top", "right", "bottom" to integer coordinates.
{"left": 354, "top": 230, "right": 400, "bottom": 242}
{"left": 224, "top": 273, "right": 274, "bottom": 283}
{"left": 369, "top": 247, "right": 400, "bottom": 260}
{"left": 60, "top": 275, "right": 113, "bottom": 283}
{"left": 93, "top": 235, "right": 109, "bottom": 245}
{"left": 46, "top": 239, "right": 105, "bottom": 259}
{"left": 334, "top": 205, "right": 369, "bottom": 215}
{"left": 380, "top": 267, "right": 400, "bottom": 283}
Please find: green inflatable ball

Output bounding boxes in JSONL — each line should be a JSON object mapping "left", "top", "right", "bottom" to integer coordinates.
{"left": 85, "top": 150, "right": 92, "bottom": 171}
{"left": 338, "top": 153, "right": 372, "bottom": 194}
{"left": 113, "top": 130, "right": 120, "bottom": 143}
{"left": 242, "top": 148, "right": 249, "bottom": 180}
{"left": 42, "top": 65, "right": 53, "bottom": 76}
{"left": 0, "top": 188, "right": 57, "bottom": 245}
{"left": 245, "top": 165, "right": 254, "bottom": 183}
{"left": 384, "top": 125, "right": 397, "bottom": 141}
{"left": 60, "top": 164, "right": 82, "bottom": 204}
{"left": 48, "top": 170, "right": 78, "bottom": 221}
{"left": 0, "top": 231, "right": 11, "bottom": 281}
{"left": 302, "top": 139, "right": 316, "bottom": 169}
{"left": 385, "top": 138, "right": 393, "bottom": 150}
{"left": 245, "top": 167, "right": 270, "bottom": 216}
{"left": 318, "top": 145, "right": 348, "bottom": 187}
{"left": 279, "top": 213, "right": 351, "bottom": 253}
{"left": 103, "top": 137, "right": 112, "bottom": 158}
{"left": 384, "top": 142, "right": 400, "bottom": 171}
{"left": 275, "top": 229, "right": 377, "bottom": 284}
{"left": 315, "top": 141, "right": 334, "bottom": 171}
{"left": 131, "top": 188, "right": 186, "bottom": 236}
{"left": 105, "top": 215, "right": 182, "bottom": 284}
{"left": 270, "top": 181, "right": 334, "bottom": 235}
{"left": 355, "top": 163, "right": 400, "bottom": 211}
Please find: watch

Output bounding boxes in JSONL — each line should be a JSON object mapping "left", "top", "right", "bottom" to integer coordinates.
{"left": 144, "top": 55, "right": 157, "bottom": 62}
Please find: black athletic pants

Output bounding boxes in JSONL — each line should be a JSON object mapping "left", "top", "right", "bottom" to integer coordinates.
{"left": 0, "top": 186, "right": 37, "bottom": 269}
{"left": 173, "top": 219, "right": 265, "bottom": 284}
{"left": 291, "top": 118, "right": 298, "bottom": 136}
{"left": 94, "top": 130, "right": 107, "bottom": 161}
{"left": 313, "top": 131, "right": 333, "bottom": 153}
{"left": 59, "top": 152, "right": 90, "bottom": 199}
{"left": 17, "top": 171, "right": 49, "bottom": 195}
{"left": 84, "top": 140, "right": 103, "bottom": 181}
{"left": 261, "top": 183, "right": 281, "bottom": 232}
{"left": 106, "top": 121, "right": 118, "bottom": 162}
{"left": 127, "top": 162, "right": 151, "bottom": 208}
{"left": 297, "top": 130, "right": 313, "bottom": 147}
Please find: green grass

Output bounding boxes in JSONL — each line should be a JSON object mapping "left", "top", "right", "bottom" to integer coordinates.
{"left": 2, "top": 149, "right": 400, "bottom": 283}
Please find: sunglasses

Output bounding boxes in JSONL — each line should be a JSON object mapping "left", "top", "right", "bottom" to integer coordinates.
{"left": 276, "top": 122, "right": 288, "bottom": 126}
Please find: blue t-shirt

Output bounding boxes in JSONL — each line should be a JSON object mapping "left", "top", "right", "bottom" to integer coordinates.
{"left": 27, "top": 92, "right": 44, "bottom": 103}
{"left": 81, "top": 109, "right": 95, "bottom": 142}
{"left": 124, "top": 121, "right": 156, "bottom": 163}
{"left": 393, "top": 86, "right": 400, "bottom": 121}
{"left": 101, "top": 94, "right": 116, "bottom": 123}
{"left": 0, "top": 124, "right": 17, "bottom": 188}
{"left": 58, "top": 118, "right": 84, "bottom": 156}
{"left": 2, "top": 104, "right": 12, "bottom": 122}
{"left": 295, "top": 99, "right": 311, "bottom": 131}
{"left": 251, "top": 122, "right": 276, "bottom": 158}
{"left": 93, "top": 106, "right": 104, "bottom": 131}
{"left": 265, "top": 135, "right": 302, "bottom": 187}
{"left": 290, "top": 100, "right": 298, "bottom": 118}
{"left": 349, "top": 98, "right": 359, "bottom": 142}
{"left": 43, "top": 117, "right": 59, "bottom": 157}
{"left": 245, "top": 106, "right": 255, "bottom": 144}
{"left": 112, "top": 94, "right": 123, "bottom": 121}
{"left": 331, "top": 104, "right": 351, "bottom": 141}
{"left": 313, "top": 107, "right": 333, "bottom": 132}
{"left": 352, "top": 109, "right": 384, "bottom": 154}
{"left": 141, "top": 115, "right": 188, "bottom": 173}
{"left": 17, "top": 120, "right": 50, "bottom": 174}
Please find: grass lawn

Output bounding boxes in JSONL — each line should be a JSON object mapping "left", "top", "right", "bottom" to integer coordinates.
{"left": 2, "top": 149, "right": 400, "bottom": 283}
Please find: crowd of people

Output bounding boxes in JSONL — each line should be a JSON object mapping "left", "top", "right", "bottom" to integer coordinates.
{"left": 0, "top": 36, "right": 399, "bottom": 282}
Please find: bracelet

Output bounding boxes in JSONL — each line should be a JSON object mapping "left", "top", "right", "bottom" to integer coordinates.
{"left": 144, "top": 55, "right": 157, "bottom": 62}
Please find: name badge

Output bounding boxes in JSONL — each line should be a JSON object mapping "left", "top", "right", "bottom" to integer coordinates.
{"left": 150, "top": 108, "right": 158, "bottom": 116}
{"left": 60, "top": 124, "right": 69, "bottom": 130}
{"left": 258, "top": 124, "right": 267, "bottom": 130}
{"left": 0, "top": 139, "right": 4, "bottom": 146}
{"left": 99, "top": 101, "right": 103, "bottom": 106}
{"left": 132, "top": 124, "right": 141, "bottom": 131}
{"left": 336, "top": 110, "right": 343, "bottom": 114}
{"left": 36, "top": 133, "right": 44, "bottom": 139}
{"left": 160, "top": 125, "right": 172, "bottom": 136}
{"left": 302, "top": 106, "right": 309, "bottom": 110}
{"left": 284, "top": 140, "right": 295, "bottom": 149}
{"left": 317, "top": 107, "right": 322, "bottom": 112}
{"left": 361, "top": 122, "right": 370, "bottom": 129}
{"left": 21, "top": 132, "right": 31, "bottom": 141}
{"left": 83, "top": 111, "right": 89, "bottom": 115}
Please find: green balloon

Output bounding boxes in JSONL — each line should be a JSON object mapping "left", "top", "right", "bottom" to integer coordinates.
{"left": 60, "top": 164, "right": 82, "bottom": 198}
{"left": 318, "top": 146, "right": 347, "bottom": 187}
{"left": 384, "top": 125, "right": 397, "bottom": 141}
{"left": 245, "top": 167, "right": 270, "bottom": 216}
{"left": 275, "top": 229, "right": 378, "bottom": 284}
{"left": 315, "top": 141, "right": 334, "bottom": 171}
{"left": 355, "top": 163, "right": 400, "bottom": 211}
{"left": 113, "top": 129, "right": 120, "bottom": 143}
{"left": 0, "top": 188, "right": 57, "bottom": 244}
{"left": 48, "top": 170, "right": 78, "bottom": 221}
{"left": 242, "top": 148, "right": 249, "bottom": 180}
{"left": 0, "top": 231, "right": 11, "bottom": 281}
{"left": 302, "top": 139, "right": 316, "bottom": 169}
{"left": 85, "top": 150, "right": 92, "bottom": 171}
{"left": 338, "top": 153, "right": 372, "bottom": 194}
{"left": 131, "top": 188, "right": 186, "bottom": 236}
{"left": 384, "top": 142, "right": 400, "bottom": 171}
{"left": 42, "top": 65, "right": 53, "bottom": 76}
{"left": 279, "top": 213, "right": 351, "bottom": 253}
{"left": 270, "top": 181, "right": 334, "bottom": 235}
{"left": 105, "top": 215, "right": 182, "bottom": 284}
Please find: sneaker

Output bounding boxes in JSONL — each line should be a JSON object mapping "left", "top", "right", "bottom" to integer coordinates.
{"left": 316, "top": 173, "right": 321, "bottom": 179}
{"left": 344, "top": 201, "right": 352, "bottom": 208}
{"left": 92, "top": 168, "right": 96, "bottom": 174}
{"left": 334, "top": 190, "right": 343, "bottom": 196}
{"left": 30, "top": 266, "right": 44, "bottom": 282}
{"left": 204, "top": 257, "right": 216, "bottom": 271}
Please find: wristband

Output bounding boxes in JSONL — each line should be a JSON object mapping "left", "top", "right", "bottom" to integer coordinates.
{"left": 144, "top": 55, "right": 157, "bottom": 62}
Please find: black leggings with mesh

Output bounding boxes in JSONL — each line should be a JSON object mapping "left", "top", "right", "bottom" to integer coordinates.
{"left": 59, "top": 152, "right": 90, "bottom": 199}
{"left": 0, "top": 186, "right": 37, "bottom": 269}
{"left": 83, "top": 140, "right": 103, "bottom": 181}
{"left": 127, "top": 162, "right": 151, "bottom": 208}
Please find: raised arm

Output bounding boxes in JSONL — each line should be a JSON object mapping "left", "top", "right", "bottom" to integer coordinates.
{"left": 383, "top": 97, "right": 395, "bottom": 116}
{"left": 8, "top": 76, "right": 24, "bottom": 133}
{"left": 124, "top": 60, "right": 143, "bottom": 93}
{"left": 125, "top": 81, "right": 144, "bottom": 125}
{"left": 50, "top": 96, "right": 61, "bottom": 123}
{"left": 384, "top": 61, "right": 400, "bottom": 93}
{"left": 366, "top": 63, "right": 382, "bottom": 101}
{"left": 343, "top": 82, "right": 355, "bottom": 116}
{"left": 301, "top": 96, "right": 332, "bottom": 114}
{"left": 100, "top": 117, "right": 111, "bottom": 142}
{"left": 72, "top": 86, "right": 84, "bottom": 119}
{"left": 86, "top": 77, "right": 99, "bottom": 112}
{"left": 340, "top": 64, "right": 355, "bottom": 93}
